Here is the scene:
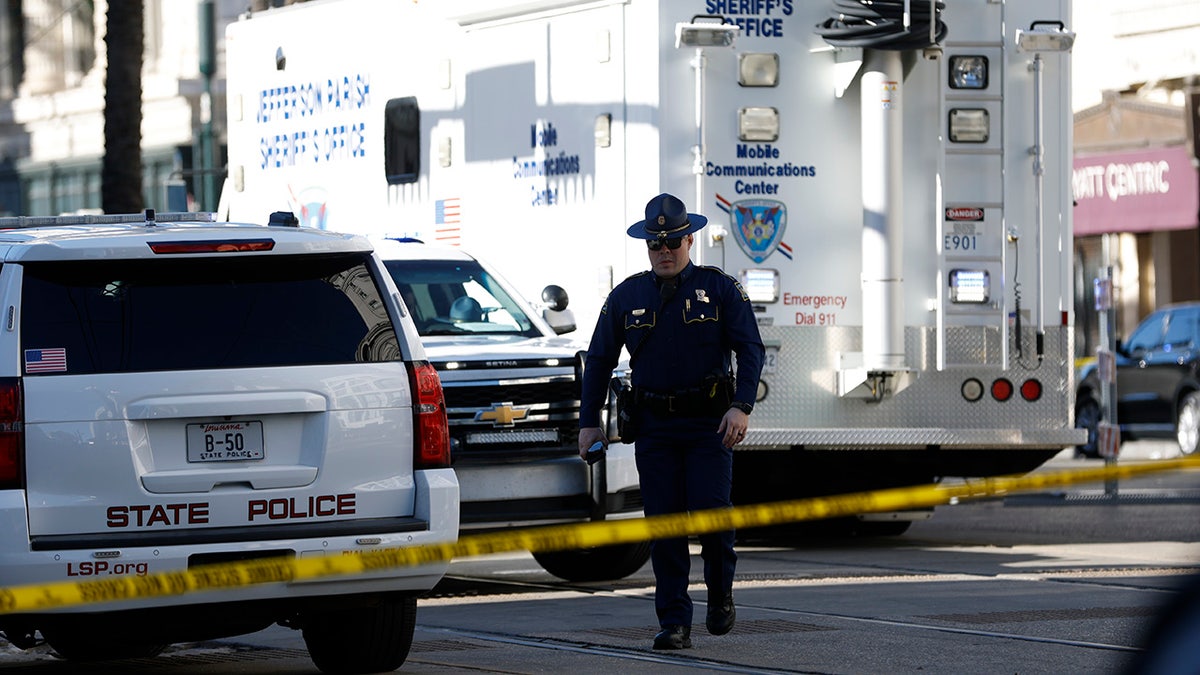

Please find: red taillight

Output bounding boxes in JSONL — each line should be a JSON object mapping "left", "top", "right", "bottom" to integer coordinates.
{"left": 408, "top": 361, "right": 450, "bottom": 470}
{"left": 1020, "top": 379, "right": 1042, "bottom": 402}
{"left": 0, "top": 378, "right": 23, "bottom": 489}
{"left": 991, "top": 378, "right": 1013, "bottom": 402}
{"left": 148, "top": 239, "right": 275, "bottom": 254}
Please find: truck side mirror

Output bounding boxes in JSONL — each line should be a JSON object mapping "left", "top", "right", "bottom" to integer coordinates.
{"left": 541, "top": 285, "right": 575, "bottom": 334}
{"left": 541, "top": 285, "right": 569, "bottom": 311}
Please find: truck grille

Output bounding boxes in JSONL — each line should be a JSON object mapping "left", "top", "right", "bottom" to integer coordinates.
{"left": 442, "top": 377, "right": 581, "bottom": 459}
{"left": 445, "top": 380, "right": 578, "bottom": 408}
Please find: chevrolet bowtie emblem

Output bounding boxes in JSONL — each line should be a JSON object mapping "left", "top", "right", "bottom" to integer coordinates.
{"left": 476, "top": 403, "right": 528, "bottom": 426}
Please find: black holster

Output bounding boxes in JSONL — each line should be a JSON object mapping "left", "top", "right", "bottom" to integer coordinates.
{"left": 700, "top": 373, "right": 735, "bottom": 416}
{"left": 610, "top": 377, "right": 638, "bottom": 443}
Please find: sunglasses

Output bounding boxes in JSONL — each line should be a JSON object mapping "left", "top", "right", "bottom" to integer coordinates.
{"left": 647, "top": 237, "right": 684, "bottom": 251}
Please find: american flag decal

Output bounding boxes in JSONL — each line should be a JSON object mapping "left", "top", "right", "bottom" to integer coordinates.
{"left": 435, "top": 198, "right": 460, "bottom": 225}
{"left": 25, "top": 348, "right": 67, "bottom": 373}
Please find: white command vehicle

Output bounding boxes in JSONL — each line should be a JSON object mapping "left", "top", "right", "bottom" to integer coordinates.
{"left": 0, "top": 211, "right": 458, "bottom": 674}
{"left": 222, "top": 0, "right": 1084, "bottom": 534}
{"left": 372, "top": 237, "right": 648, "bottom": 581}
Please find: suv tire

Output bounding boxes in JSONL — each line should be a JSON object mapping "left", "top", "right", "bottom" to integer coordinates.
{"left": 532, "top": 541, "right": 651, "bottom": 582}
{"left": 1177, "top": 391, "right": 1200, "bottom": 456}
{"left": 301, "top": 594, "right": 418, "bottom": 675}
{"left": 1075, "top": 396, "right": 1102, "bottom": 458}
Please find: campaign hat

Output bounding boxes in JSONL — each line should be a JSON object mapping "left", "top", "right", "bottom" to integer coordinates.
{"left": 626, "top": 193, "right": 708, "bottom": 240}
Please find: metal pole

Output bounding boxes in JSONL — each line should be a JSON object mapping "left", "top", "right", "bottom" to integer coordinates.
{"left": 691, "top": 47, "right": 706, "bottom": 266}
{"left": 1098, "top": 234, "right": 1118, "bottom": 496}
{"left": 198, "top": 0, "right": 217, "bottom": 211}
{"left": 860, "top": 49, "right": 905, "bottom": 371}
{"left": 1032, "top": 53, "right": 1046, "bottom": 360}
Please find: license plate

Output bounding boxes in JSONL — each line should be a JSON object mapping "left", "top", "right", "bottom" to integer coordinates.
{"left": 186, "top": 421, "right": 265, "bottom": 462}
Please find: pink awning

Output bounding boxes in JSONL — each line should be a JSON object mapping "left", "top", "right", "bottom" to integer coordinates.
{"left": 1073, "top": 146, "right": 1199, "bottom": 236}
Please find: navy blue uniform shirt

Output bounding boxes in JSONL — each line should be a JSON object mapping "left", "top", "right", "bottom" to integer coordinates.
{"left": 580, "top": 261, "right": 765, "bottom": 427}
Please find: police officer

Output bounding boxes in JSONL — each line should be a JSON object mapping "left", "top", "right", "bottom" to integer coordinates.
{"left": 579, "top": 193, "right": 765, "bottom": 650}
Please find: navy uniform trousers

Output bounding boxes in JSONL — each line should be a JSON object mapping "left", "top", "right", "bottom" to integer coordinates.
{"left": 635, "top": 409, "right": 736, "bottom": 628}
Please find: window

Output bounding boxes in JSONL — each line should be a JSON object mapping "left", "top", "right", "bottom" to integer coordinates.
{"left": 385, "top": 97, "right": 420, "bottom": 185}
{"left": 1163, "top": 309, "right": 1198, "bottom": 350}
{"left": 1124, "top": 310, "right": 1168, "bottom": 354}
{"left": 384, "top": 259, "right": 539, "bottom": 338}
{"left": 20, "top": 253, "right": 399, "bottom": 374}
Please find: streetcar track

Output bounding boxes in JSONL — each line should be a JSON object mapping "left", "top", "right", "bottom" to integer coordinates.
{"left": 414, "top": 587, "right": 1144, "bottom": 675}
{"left": 413, "top": 624, "right": 813, "bottom": 674}
{"left": 747, "top": 602, "right": 1144, "bottom": 653}
{"left": 726, "top": 547, "right": 1200, "bottom": 587}
{"left": 425, "top": 561, "right": 1187, "bottom": 664}
{"left": 437, "top": 558, "right": 1198, "bottom": 600}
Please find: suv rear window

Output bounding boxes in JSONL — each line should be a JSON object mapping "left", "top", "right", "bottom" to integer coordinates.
{"left": 19, "top": 252, "right": 399, "bottom": 374}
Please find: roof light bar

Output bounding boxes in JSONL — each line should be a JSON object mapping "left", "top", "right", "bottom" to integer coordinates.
{"left": 0, "top": 212, "right": 216, "bottom": 230}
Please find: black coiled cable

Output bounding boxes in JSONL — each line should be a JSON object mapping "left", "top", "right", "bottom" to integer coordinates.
{"left": 815, "top": 0, "right": 947, "bottom": 50}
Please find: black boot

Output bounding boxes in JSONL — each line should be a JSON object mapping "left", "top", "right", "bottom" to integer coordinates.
{"left": 653, "top": 624, "right": 692, "bottom": 649}
{"left": 706, "top": 592, "right": 736, "bottom": 635}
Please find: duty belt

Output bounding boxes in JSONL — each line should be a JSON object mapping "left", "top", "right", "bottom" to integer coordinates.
{"left": 634, "top": 386, "right": 714, "bottom": 415}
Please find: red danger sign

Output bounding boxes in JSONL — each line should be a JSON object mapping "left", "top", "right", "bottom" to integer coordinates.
{"left": 946, "top": 207, "right": 984, "bottom": 221}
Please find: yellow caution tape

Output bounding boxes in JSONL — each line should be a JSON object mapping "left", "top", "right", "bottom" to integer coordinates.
{"left": 2, "top": 456, "right": 1197, "bottom": 615}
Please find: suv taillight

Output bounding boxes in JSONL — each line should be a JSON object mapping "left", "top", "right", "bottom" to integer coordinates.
{"left": 0, "top": 378, "right": 23, "bottom": 489}
{"left": 408, "top": 361, "right": 450, "bottom": 469}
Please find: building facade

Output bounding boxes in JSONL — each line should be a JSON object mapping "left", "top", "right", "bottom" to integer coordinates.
{"left": 1069, "top": 0, "right": 1200, "bottom": 357}
{"left": 0, "top": 0, "right": 243, "bottom": 215}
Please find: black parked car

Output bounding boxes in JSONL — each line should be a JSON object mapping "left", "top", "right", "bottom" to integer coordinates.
{"left": 1075, "top": 302, "right": 1200, "bottom": 457}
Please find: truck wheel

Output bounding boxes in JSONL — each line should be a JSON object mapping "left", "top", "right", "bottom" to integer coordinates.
{"left": 1176, "top": 392, "right": 1200, "bottom": 456}
{"left": 854, "top": 520, "right": 912, "bottom": 537}
{"left": 302, "top": 595, "right": 417, "bottom": 675}
{"left": 532, "top": 541, "right": 651, "bottom": 582}
{"left": 1075, "top": 396, "right": 1102, "bottom": 458}
{"left": 44, "top": 629, "right": 166, "bottom": 661}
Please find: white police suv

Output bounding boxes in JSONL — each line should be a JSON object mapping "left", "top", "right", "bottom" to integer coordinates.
{"left": 0, "top": 211, "right": 458, "bottom": 674}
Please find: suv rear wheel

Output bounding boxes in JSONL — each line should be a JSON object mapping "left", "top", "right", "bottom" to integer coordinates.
{"left": 1177, "top": 392, "right": 1200, "bottom": 456}
{"left": 532, "top": 541, "right": 651, "bottom": 582}
{"left": 1075, "top": 396, "right": 1102, "bottom": 458}
{"left": 301, "top": 595, "right": 417, "bottom": 674}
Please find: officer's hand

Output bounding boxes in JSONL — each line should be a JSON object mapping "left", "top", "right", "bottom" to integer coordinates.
{"left": 579, "top": 427, "right": 607, "bottom": 461}
{"left": 718, "top": 408, "right": 749, "bottom": 447}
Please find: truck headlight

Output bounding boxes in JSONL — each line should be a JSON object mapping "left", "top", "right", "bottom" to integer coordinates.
{"left": 949, "top": 55, "right": 988, "bottom": 89}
